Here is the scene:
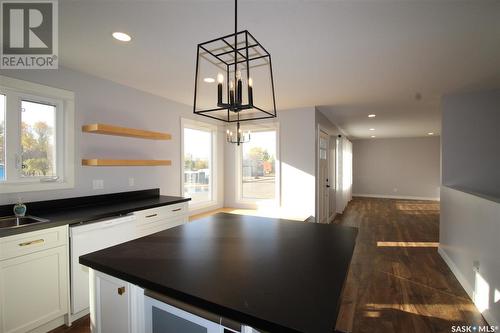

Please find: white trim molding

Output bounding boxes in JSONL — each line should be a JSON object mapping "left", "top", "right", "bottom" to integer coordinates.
{"left": 0, "top": 75, "right": 75, "bottom": 193}
{"left": 180, "top": 117, "right": 219, "bottom": 212}
{"left": 353, "top": 193, "right": 440, "bottom": 201}
{"left": 438, "top": 247, "right": 473, "bottom": 298}
{"left": 234, "top": 122, "right": 280, "bottom": 208}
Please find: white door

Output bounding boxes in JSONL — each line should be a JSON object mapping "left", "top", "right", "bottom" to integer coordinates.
{"left": 329, "top": 136, "right": 337, "bottom": 218}
{"left": 318, "top": 130, "right": 330, "bottom": 224}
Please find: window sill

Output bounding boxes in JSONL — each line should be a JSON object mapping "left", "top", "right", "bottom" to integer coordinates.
{"left": 0, "top": 180, "right": 75, "bottom": 194}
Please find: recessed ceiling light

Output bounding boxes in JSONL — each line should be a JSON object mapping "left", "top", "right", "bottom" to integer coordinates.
{"left": 203, "top": 77, "right": 215, "bottom": 83}
{"left": 112, "top": 32, "right": 132, "bottom": 42}
{"left": 368, "top": 114, "right": 376, "bottom": 118}
{"left": 371, "top": 135, "right": 376, "bottom": 138}
{"left": 369, "top": 128, "right": 375, "bottom": 131}
{"left": 428, "top": 132, "right": 434, "bottom": 135}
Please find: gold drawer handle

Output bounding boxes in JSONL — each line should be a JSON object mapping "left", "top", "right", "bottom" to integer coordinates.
{"left": 19, "top": 239, "right": 45, "bottom": 247}
{"left": 118, "top": 286, "right": 126, "bottom": 295}
{"left": 172, "top": 208, "right": 182, "bottom": 212}
{"left": 145, "top": 214, "right": 158, "bottom": 218}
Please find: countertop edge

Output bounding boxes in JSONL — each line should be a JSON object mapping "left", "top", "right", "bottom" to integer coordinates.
{"left": 79, "top": 256, "right": 303, "bottom": 333}
{"left": 0, "top": 196, "right": 191, "bottom": 238}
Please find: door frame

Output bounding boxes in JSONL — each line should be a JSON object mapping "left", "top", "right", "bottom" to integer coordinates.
{"left": 316, "top": 124, "right": 335, "bottom": 223}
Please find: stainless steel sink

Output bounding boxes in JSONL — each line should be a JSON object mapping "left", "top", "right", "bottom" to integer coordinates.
{"left": 0, "top": 215, "right": 50, "bottom": 229}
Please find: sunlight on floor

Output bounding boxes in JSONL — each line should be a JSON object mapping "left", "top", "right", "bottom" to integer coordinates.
{"left": 395, "top": 202, "right": 439, "bottom": 211}
{"left": 190, "top": 207, "right": 309, "bottom": 222}
{"left": 376, "top": 241, "right": 439, "bottom": 248}
{"left": 365, "top": 303, "right": 470, "bottom": 321}
{"left": 363, "top": 311, "right": 381, "bottom": 318}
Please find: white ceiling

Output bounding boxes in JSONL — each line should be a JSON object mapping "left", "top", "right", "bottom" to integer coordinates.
{"left": 59, "top": 0, "right": 500, "bottom": 138}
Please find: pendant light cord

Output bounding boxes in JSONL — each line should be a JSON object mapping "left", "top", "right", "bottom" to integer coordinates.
{"left": 234, "top": 0, "right": 238, "bottom": 96}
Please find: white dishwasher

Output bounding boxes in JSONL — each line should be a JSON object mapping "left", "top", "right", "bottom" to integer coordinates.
{"left": 70, "top": 215, "right": 137, "bottom": 318}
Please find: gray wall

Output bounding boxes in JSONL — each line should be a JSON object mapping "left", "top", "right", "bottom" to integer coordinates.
{"left": 0, "top": 67, "right": 224, "bottom": 212}
{"left": 352, "top": 137, "right": 441, "bottom": 199}
{"left": 442, "top": 90, "right": 500, "bottom": 198}
{"left": 439, "top": 89, "right": 500, "bottom": 326}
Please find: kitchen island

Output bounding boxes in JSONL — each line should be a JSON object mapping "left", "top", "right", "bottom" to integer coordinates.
{"left": 80, "top": 213, "right": 358, "bottom": 333}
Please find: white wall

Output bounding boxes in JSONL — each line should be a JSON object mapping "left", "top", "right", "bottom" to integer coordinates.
{"left": 352, "top": 137, "right": 441, "bottom": 200}
{"left": 224, "top": 107, "right": 316, "bottom": 218}
{"left": 442, "top": 90, "right": 500, "bottom": 198}
{"left": 0, "top": 67, "right": 224, "bottom": 214}
{"left": 439, "top": 186, "right": 500, "bottom": 327}
{"left": 439, "top": 89, "right": 500, "bottom": 326}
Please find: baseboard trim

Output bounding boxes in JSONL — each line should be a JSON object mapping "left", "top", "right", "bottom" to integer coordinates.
{"left": 353, "top": 193, "right": 440, "bottom": 201}
{"left": 439, "top": 247, "right": 500, "bottom": 327}
{"left": 437, "top": 247, "right": 473, "bottom": 298}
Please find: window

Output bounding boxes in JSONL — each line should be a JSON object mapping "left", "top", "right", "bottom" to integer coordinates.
{"left": 0, "top": 94, "right": 5, "bottom": 181}
{"left": 0, "top": 76, "right": 75, "bottom": 193}
{"left": 21, "top": 101, "right": 57, "bottom": 177}
{"left": 239, "top": 128, "right": 279, "bottom": 202}
{"left": 182, "top": 119, "right": 217, "bottom": 207}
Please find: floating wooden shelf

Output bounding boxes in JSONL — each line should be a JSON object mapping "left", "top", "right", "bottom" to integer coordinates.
{"left": 82, "top": 159, "right": 171, "bottom": 167}
{"left": 82, "top": 123, "right": 171, "bottom": 140}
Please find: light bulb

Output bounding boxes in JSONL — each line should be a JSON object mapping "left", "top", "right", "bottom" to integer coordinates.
{"left": 217, "top": 73, "right": 224, "bottom": 83}
{"left": 238, "top": 128, "right": 242, "bottom": 133}
{"left": 226, "top": 129, "right": 229, "bottom": 134}
{"left": 230, "top": 80, "right": 234, "bottom": 89}
{"left": 248, "top": 78, "right": 253, "bottom": 87}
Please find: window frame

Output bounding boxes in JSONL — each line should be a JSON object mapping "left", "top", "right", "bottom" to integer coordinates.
{"left": 0, "top": 75, "right": 75, "bottom": 193}
{"left": 235, "top": 123, "right": 280, "bottom": 206}
{"left": 180, "top": 118, "right": 218, "bottom": 210}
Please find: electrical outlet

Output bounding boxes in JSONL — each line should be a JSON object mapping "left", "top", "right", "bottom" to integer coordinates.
{"left": 128, "top": 177, "right": 135, "bottom": 187}
{"left": 92, "top": 179, "right": 104, "bottom": 190}
{"left": 473, "top": 260, "right": 480, "bottom": 272}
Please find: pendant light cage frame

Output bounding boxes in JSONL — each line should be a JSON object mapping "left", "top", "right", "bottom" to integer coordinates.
{"left": 193, "top": 30, "right": 277, "bottom": 123}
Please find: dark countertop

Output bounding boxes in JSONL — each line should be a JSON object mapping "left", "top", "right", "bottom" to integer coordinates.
{"left": 80, "top": 213, "right": 358, "bottom": 333}
{"left": 0, "top": 189, "right": 190, "bottom": 238}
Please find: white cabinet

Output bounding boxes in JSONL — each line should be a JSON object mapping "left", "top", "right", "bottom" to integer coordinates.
{"left": 0, "top": 226, "right": 69, "bottom": 333}
{"left": 134, "top": 203, "right": 188, "bottom": 238}
{"left": 90, "top": 270, "right": 260, "bottom": 333}
{"left": 89, "top": 269, "right": 144, "bottom": 333}
{"left": 70, "top": 215, "right": 137, "bottom": 318}
{"left": 70, "top": 203, "right": 189, "bottom": 321}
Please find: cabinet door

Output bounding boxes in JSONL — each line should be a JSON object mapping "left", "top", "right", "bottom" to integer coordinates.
{"left": 0, "top": 245, "right": 68, "bottom": 333}
{"left": 91, "top": 271, "right": 132, "bottom": 333}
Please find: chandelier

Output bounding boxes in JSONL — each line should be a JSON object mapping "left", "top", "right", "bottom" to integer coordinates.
{"left": 193, "top": 0, "right": 277, "bottom": 145}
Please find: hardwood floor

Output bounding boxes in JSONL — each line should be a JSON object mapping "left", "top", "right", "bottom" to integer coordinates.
{"left": 49, "top": 315, "right": 89, "bottom": 333}
{"left": 334, "top": 197, "right": 486, "bottom": 333}
{"left": 51, "top": 198, "right": 486, "bottom": 333}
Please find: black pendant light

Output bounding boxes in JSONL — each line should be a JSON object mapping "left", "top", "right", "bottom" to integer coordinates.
{"left": 193, "top": 0, "right": 277, "bottom": 145}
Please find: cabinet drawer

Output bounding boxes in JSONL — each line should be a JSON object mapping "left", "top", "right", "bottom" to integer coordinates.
{"left": 137, "top": 216, "right": 187, "bottom": 238}
{"left": 134, "top": 203, "right": 187, "bottom": 225}
{"left": 0, "top": 225, "right": 68, "bottom": 261}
